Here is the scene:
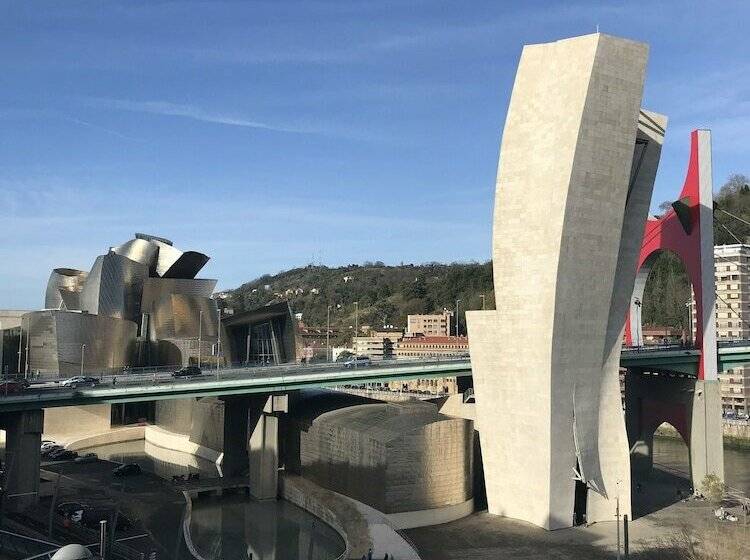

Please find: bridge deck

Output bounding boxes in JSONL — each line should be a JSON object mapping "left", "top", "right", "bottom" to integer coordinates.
{"left": 2, "top": 344, "right": 750, "bottom": 412}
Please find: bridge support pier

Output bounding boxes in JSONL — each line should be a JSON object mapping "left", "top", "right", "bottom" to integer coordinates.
{"left": 221, "top": 394, "right": 287, "bottom": 500}
{"left": 625, "top": 371, "right": 723, "bottom": 491}
{"left": 0, "top": 409, "right": 44, "bottom": 511}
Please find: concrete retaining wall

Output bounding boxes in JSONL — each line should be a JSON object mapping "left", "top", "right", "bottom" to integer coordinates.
{"left": 43, "top": 404, "right": 112, "bottom": 442}
{"left": 144, "top": 425, "right": 222, "bottom": 464}
{"left": 154, "top": 397, "right": 225, "bottom": 452}
{"left": 387, "top": 498, "right": 474, "bottom": 530}
{"left": 64, "top": 425, "right": 145, "bottom": 451}
{"left": 280, "top": 474, "right": 421, "bottom": 560}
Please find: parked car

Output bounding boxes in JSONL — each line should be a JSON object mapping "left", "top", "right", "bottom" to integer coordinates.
{"left": 343, "top": 356, "right": 372, "bottom": 368}
{"left": 112, "top": 463, "right": 142, "bottom": 477}
{"left": 172, "top": 366, "right": 202, "bottom": 378}
{"left": 47, "top": 449, "right": 78, "bottom": 461}
{"left": 0, "top": 379, "right": 28, "bottom": 394}
{"left": 41, "top": 445, "right": 65, "bottom": 458}
{"left": 74, "top": 452, "right": 98, "bottom": 464}
{"left": 41, "top": 440, "right": 59, "bottom": 452}
{"left": 56, "top": 502, "right": 87, "bottom": 524}
{"left": 60, "top": 376, "right": 100, "bottom": 388}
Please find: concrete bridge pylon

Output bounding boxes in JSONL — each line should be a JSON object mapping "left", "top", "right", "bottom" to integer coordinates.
{"left": 467, "top": 32, "right": 664, "bottom": 530}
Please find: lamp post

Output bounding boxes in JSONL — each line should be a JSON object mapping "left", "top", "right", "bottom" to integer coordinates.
{"left": 24, "top": 316, "right": 30, "bottom": 376}
{"left": 17, "top": 317, "right": 23, "bottom": 375}
{"left": 354, "top": 302, "right": 359, "bottom": 369}
{"left": 216, "top": 310, "right": 221, "bottom": 374}
{"left": 686, "top": 299, "right": 694, "bottom": 346}
{"left": 480, "top": 294, "right": 486, "bottom": 311}
{"left": 80, "top": 344, "right": 86, "bottom": 376}
{"left": 616, "top": 479, "right": 622, "bottom": 560}
{"left": 197, "top": 310, "right": 203, "bottom": 368}
{"left": 326, "top": 305, "right": 332, "bottom": 363}
{"left": 633, "top": 298, "right": 642, "bottom": 347}
{"left": 455, "top": 299, "right": 461, "bottom": 337}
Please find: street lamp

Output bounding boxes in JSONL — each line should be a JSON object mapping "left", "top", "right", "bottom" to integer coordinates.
{"left": 197, "top": 309, "right": 203, "bottom": 368}
{"left": 353, "top": 302, "right": 359, "bottom": 369}
{"left": 685, "top": 299, "right": 694, "bottom": 346}
{"left": 80, "top": 344, "right": 86, "bottom": 376}
{"left": 17, "top": 317, "right": 24, "bottom": 375}
{"left": 633, "top": 298, "right": 642, "bottom": 347}
{"left": 615, "top": 479, "right": 622, "bottom": 560}
{"left": 216, "top": 310, "right": 221, "bottom": 374}
{"left": 24, "top": 315, "right": 30, "bottom": 375}
{"left": 326, "top": 305, "right": 332, "bottom": 363}
{"left": 455, "top": 299, "right": 462, "bottom": 337}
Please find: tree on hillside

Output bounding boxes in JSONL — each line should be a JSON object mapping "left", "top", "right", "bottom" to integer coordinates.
{"left": 714, "top": 173, "right": 750, "bottom": 245}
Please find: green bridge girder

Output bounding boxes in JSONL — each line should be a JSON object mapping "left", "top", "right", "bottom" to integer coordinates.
{"left": 1, "top": 345, "right": 749, "bottom": 413}
{"left": 620, "top": 345, "right": 750, "bottom": 376}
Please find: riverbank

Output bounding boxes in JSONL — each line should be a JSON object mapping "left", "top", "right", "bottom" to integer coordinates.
{"left": 656, "top": 421, "right": 750, "bottom": 450}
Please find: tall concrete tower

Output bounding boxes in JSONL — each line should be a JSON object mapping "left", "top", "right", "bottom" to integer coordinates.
{"left": 466, "top": 33, "right": 666, "bottom": 529}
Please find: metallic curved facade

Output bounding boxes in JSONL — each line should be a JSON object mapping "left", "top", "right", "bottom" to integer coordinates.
{"left": 140, "top": 277, "right": 217, "bottom": 316}
{"left": 80, "top": 252, "right": 149, "bottom": 323}
{"left": 162, "top": 251, "right": 210, "bottom": 279}
{"left": 151, "top": 294, "right": 218, "bottom": 340}
{"left": 112, "top": 238, "right": 159, "bottom": 271}
{"left": 26, "top": 310, "right": 137, "bottom": 375}
{"left": 45, "top": 268, "right": 87, "bottom": 310}
{"left": 32, "top": 233, "right": 220, "bottom": 374}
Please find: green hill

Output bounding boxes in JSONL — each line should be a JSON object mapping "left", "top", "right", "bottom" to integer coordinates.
{"left": 225, "top": 173, "right": 748, "bottom": 339}
{"left": 224, "top": 262, "right": 494, "bottom": 345}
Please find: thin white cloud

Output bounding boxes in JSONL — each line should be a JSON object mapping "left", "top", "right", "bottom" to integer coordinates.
{"left": 86, "top": 98, "right": 317, "bottom": 134}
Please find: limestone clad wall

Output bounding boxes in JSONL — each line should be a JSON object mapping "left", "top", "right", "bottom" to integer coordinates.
{"left": 299, "top": 402, "right": 473, "bottom": 515}
{"left": 467, "top": 33, "right": 659, "bottom": 529}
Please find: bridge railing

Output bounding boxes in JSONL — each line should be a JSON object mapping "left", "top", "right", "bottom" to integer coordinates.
{"left": 0, "top": 355, "right": 473, "bottom": 399}
{"left": 621, "top": 343, "right": 697, "bottom": 353}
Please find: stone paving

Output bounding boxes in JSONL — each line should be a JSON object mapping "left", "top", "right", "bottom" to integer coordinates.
{"left": 405, "top": 469, "right": 749, "bottom": 560}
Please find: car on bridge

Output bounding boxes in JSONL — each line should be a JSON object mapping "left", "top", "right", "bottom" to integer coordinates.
{"left": 172, "top": 366, "right": 202, "bottom": 378}
{"left": 344, "top": 356, "right": 372, "bottom": 368}
{"left": 60, "top": 376, "right": 100, "bottom": 388}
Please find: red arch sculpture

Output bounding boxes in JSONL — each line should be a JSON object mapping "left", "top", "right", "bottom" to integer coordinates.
{"left": 625, "top": 130, "right": 717, "bottom": 381}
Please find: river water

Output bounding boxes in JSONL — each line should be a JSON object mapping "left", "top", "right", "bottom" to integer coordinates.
{"left": 653, "top": 436, "right": 750, "bottom": 495}
{"left": 92, "top": 440, "right": 345, "bottom": 560}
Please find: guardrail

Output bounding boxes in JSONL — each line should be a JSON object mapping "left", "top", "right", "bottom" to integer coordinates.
{"left": 0, "top": 357, "right": 473, "bottom": 406}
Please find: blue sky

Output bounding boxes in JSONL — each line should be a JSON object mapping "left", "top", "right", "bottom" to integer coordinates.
{"left": 1, "top": 1, "right": 748, "bottom": 309}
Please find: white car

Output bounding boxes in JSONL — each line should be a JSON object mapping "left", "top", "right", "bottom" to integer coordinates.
{"left": 40, "top": 441, "right": 59, "bottom": 452}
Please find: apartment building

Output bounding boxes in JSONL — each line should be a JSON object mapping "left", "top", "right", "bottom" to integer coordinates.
{"left": 406, "top": 311, "right": 453, "bottom": 337}
{"left": 394, "top": 335, "right": 469, "bottom": 359}
{"left": 352, "top": 329, "right": 402, "bottom": 360}
{"left": 693, "top": 244, "right": 750, "bottom": 414}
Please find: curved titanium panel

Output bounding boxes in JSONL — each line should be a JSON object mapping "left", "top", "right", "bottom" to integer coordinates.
{"left": 80, "top": 252, "right": 149, "bottom": 322}
{"left": 112, "top": 239, "right": 159, "bottom": 271}
{"left": 26, "top": 310, "right": 137, "bottom": 376}
{"left": 151, "top": 294, "right": 218, "bottom": 340}
{"left": 135, "top": 232, "right": 173, "bottom": 246}
{"left": 151, "top": 240, "right": 184, "bottom": 278}
{"left": 45, "top": 268, "right": 87, "bottom": 310}
{"left": 140, "top": 278, "right": 217, "bottom": 316}
{"left": 162, "top": 251, "right": 210, "bottom": 279}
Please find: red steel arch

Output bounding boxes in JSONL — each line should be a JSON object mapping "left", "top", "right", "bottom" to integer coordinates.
{"left": 625, "top": 130, "right": 717, "bottom": 381}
